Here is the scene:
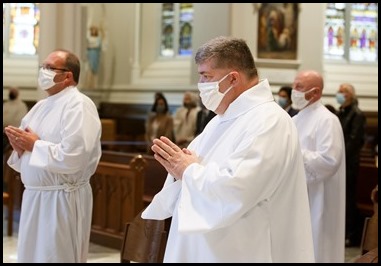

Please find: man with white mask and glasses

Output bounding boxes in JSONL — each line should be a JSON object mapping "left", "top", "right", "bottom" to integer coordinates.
{"left": 291, "top": 70, "right": 346, "bottom": 262}
{"left": 4, "top": 49, "right": 102, "bottom": 263}
{"left": 142, "top": 36, "right": 315, "bottom": 263}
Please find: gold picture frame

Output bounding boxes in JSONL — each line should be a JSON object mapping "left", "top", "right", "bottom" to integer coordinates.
{"left": 256, "top": 3, "right": 299, "bottom": 60}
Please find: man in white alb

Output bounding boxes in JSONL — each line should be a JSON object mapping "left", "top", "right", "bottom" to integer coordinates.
{"left": 142, "top": 36, "right": 315, "bottom": 263}
{"left": 5, "top": 49, "right": 102, "bottom": 263}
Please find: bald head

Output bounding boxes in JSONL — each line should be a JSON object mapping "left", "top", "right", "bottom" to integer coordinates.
{"left": 294, "top": 70, "right": 324, "bottom": 91}
{"left": 292, "top": 70, "right": 324, "bottom": 108}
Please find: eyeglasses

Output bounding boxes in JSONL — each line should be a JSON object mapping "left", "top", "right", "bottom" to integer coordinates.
{"left": 39, "top": 65, "right": 69, "bottom": 72}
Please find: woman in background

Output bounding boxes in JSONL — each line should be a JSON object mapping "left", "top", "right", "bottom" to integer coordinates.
{"left": 145, "top": 93, "right": 175, "bottom": 155}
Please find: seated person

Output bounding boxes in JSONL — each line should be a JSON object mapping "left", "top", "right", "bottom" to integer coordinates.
{"left": 173, "top": 91, "right": 200, "bottom": 148}
{"left": 3, "top": 87, "right": 28, "bottom": 151}
{"left": 145, "top": 93, "right": 174, "bottom": 155}
{"left": 277, "top": 86, "right": 298, "bottom": 117}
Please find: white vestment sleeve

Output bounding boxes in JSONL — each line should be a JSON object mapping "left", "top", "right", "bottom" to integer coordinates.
{"left": 7, "top": 151, "right": 22, "bottom": 172}
{"left": 142, "top": 177, "right": 181, "bottom": 220}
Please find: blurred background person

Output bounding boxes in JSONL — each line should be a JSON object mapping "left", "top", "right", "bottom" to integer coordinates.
{"left": 325, "top": 104, "right": 337, "bottom": 115}
{"left": 277, "top": 86, "right": 298, "bottom": 117}
{"left": 336, "top": 83, "right": 366, "bottom": 247}
{"left": 145, "top": 93, "right": 175, "bottom": 155}
{"left": 3, "top": 87, "right": 28, "bottom": 151}
{"left": 195, "top": 100, "right": 216, "bottom": 136}
{"left": 147, "top": 91, "right": 166, "bottom": 117}
{"left": 173, "top": 91, "right": 200, "bottom": 148}
{"left": 152, "top": 92, "right": 165, "bottom": 107}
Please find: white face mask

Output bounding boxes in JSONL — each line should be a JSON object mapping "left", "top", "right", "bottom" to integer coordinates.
{"left": 291, "top": 87, "right": 315, "bottom": 110}
{"left": 38, "top": 68, "right": 57, "bottom": 91}
{"left": 197, "top": 73, "right": 233, "bottom": 112}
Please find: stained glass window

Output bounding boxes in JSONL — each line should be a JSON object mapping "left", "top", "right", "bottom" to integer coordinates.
{"left": 349, "top": 3, "right": 378, "bottom": 61}
{"left": 178, "top": 3, "right": 193, "bottom": 56}
{"left": 161, "top": 3, "right": 175, "bottom": 57}
{"left": 3, "top": 3, "right": 40, "bottom": 56}
{"left": 324, "top": 3, "right": 377, "bottom": 63}
{"left": 160, "top": 3, "right": 193, "bottom": 57}
{"left": 324, "top": 3, "right": 345, "bottom": 59}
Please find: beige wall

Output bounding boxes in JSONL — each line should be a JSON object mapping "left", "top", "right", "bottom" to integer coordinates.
{"left": 3, "top": 3, "right": 378, "bottom": 111}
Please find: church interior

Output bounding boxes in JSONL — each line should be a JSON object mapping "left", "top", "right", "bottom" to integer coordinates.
{"left": 3, "top": 3, "right": 378, "bottom": 263}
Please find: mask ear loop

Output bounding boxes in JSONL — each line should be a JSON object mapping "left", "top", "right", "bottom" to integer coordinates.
{"left": 218, "top": 73, "right": 231, "bottom": 83}
{"left": 306, "top": 87, "right": 317, "bottom": 100}
{"left": 307, "top": 87, "right": 317, "bottom": 94}
{"left": 223, "top": 85, "right": 234, "bottom": 95}
{"left": 218, "top": 72, "right": 235, "bottom": 95}
{"left": 222, "top": 70, "right": 240, "bottom": 87}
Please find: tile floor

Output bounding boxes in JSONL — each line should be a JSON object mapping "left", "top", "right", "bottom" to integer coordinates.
{"left": 3, "top": 209, "right": 120, "bottom": 263}
{"left": 3, "top": 208, "right": 362, "bottom": 263}
{"left": 3, "top": 234, "right": 120, "bottom": 263}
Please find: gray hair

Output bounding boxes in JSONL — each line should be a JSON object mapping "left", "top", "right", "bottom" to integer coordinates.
{"left": 341, "top": 83, "right": 356, "bottom": 98}
{"left": 195, "top": 36, "right": 258, "bottom": 79}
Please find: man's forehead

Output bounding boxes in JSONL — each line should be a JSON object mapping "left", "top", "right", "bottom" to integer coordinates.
{"left": 198, "top": 63, "right": 212, "bottom": 73}
{"left": 198, "top": 58, "right": 219, "bottom": 71}
{"left": 46, "top": 51, "right": 66, "bottom": 61}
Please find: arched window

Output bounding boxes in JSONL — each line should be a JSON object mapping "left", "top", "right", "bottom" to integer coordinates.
{"left": 324, "top": 3, "right": 378, "bottom": 63}
{"left": 160, "top": 3, "right": 193, "bottom": 57}
{"left": 3, "top": 3, "right": 40, "bottom": 56}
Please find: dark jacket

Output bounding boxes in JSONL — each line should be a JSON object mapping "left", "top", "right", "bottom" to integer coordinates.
{"left": 338, "top": 103, "right": 366, "bottom": 163}
{"left": 195, "top": 109, "right": 216, "bottom": 136}
{"left": 288, "top": 107, "right": 299, "bottom": 117}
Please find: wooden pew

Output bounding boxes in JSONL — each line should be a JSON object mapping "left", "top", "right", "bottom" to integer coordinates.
{"left": 100, "top": 118, "right": 117, "bottom": 150}
{"left": 355, "top": 185, "right": 378, "bottom": 263}
{"left": 90, "top": 155, "right": 146, "bottom": 249}
{"left": 356, "top": 162, "right": 378, "bottom": 217}
{"left": 3, "top": 148, "right": 24, "bottom": 236}
{"left": 3, "top": 148, "right": 16, "bottom": 236}
{"left": 354, "top": 247, "right": 378, "bottom": 263}
{"left": 360, "top": 185, "right": 378, "bottom": 255}
{"left": 120, "top": 209, "right": 168, "bottom": 263}
{"left": 98, "top": 103, "right": 149, "bottom": 153}
{"left": 100, "top": 150, "right": 168, "bottom": 206}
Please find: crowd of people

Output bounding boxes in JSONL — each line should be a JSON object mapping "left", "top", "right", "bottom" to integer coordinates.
{"left": 3, "top": 36, "right": 370, "bottom": 263}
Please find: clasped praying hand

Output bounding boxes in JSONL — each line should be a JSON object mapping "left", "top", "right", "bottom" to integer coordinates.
{"left": 5, "top": 125, "right": 39, "bottom": 157}
{"left": 151, "top": 136, "right": 199, "bottom": 180}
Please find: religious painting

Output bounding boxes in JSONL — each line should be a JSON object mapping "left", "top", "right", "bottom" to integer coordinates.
{"left": 257, "top": 3, "right": 299, "bottom": 60}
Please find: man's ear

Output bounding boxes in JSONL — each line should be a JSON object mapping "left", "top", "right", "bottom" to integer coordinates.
{"left": 230, "top": 71, "right": 239, "bottom": 85}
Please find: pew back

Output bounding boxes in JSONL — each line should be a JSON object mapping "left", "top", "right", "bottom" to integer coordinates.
{"left": 90, "top": 156, "right": 146, "bottom": 249}
{"left": 356, "top": 163, "right": 378, "bottom": 217}
{"left": 101, "top": 150, "right": 168, "bottom": 206}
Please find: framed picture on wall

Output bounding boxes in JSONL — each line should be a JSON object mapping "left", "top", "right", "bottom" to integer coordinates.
{"left": 256, "top": 3, "right": 299, "bottom": 60}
